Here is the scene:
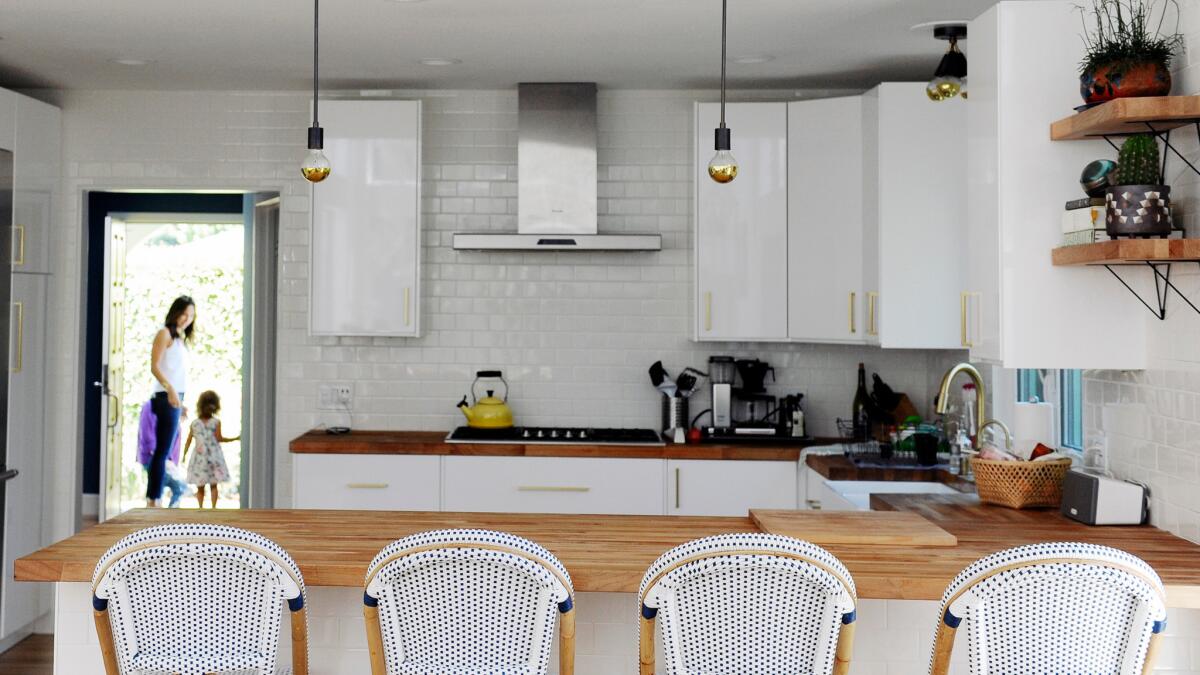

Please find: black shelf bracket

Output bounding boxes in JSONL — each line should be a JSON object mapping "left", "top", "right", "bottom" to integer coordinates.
{"left": 1102, "top": 261, "right": 1200, "bottom": 320}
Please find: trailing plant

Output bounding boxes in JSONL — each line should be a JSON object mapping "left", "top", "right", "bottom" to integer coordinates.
{"left": 1077, "top": 0, "right": 1183, "bottom": 73}
{"left": 1112, "top": 134, "right": 1162, "bottom": 184}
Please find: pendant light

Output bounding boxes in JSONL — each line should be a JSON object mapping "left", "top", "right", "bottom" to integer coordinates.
{"left": 301, "top": 0, "right": 331, "bottom": 183}
{"left": 707, "top": 0, "right": 737, "bottom": 184}
{"left": 926, "top": 24, "right": 967, "bottom": 102}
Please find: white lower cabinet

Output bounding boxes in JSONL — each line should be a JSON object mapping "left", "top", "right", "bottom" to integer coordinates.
{"left": 667, "top": 459, "right": 797, "bottom": 516}
{"left": 292, "top": 454, "right": 440, "bottom": 511}
{"left": 443, "top": 456, "right": 665, "bottom": 515}
{"left": 799, "top": 462, "right": 827, "bottom": 511}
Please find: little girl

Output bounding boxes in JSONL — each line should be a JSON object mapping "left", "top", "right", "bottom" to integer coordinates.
{"left": 182, "top": 390, "right": 238, "bottom": 508}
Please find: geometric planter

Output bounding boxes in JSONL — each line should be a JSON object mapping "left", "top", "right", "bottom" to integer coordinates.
{"left": 1105, "top": 184, "right": 1172, "bottom": 238}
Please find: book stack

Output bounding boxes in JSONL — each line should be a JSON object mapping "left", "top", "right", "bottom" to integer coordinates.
{"left": 1061, "top": 197, "right": 1183, "bottom": 245}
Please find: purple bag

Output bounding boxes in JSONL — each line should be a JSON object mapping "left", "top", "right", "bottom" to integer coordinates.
{"left": 137, "top": 399, "right": 181, "bottom": 467}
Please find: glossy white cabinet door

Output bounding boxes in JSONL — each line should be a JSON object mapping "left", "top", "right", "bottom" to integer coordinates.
{"left": 443, "top": 456, "right": 665, "bottom": 515}
{"left": 311, "top": 100, "right": 421, "bottom": 336}
{"left": 13, "top": 94, "right": 60, "bottom": 274}
{"left": 694, "top": 102, "right": 788, "bottom": 341}
{"left": 869, "top": 83, "right": 966, "bottom": 349}
{"left": 293, "top": 454, "right": 440, "bottom": 511}
{"left": 969, "top": 2, "right": 1145, "bottom": 368}
{"left": 787, "top": 97, "right": 865, "bottom": 343}
{"left": 667, "top": 459, "right": 797, "bottom": 516}
{"left": 0, "top": 90, "right": 14, "bottom": 151}
{"left": 3, "top": 273, "right": 48, "bottom": 637}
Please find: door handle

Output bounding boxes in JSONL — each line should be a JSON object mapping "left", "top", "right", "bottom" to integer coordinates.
{"left": 106, "top": 394, "right": 119, "bottom": 429}
{"left": 347, "top": 482, "right": 389, "bottom": 489}
{"left": 848, "top": 292, "right": 857, "bottom": 334}
{"left": 675, "top": 467, "right": 681, "bottom": 509}
{"left": 403, "top": 287, "right": 411, "bottom": 327}
{"left": 704, "top": 292, "right": 712, "bottom": 332}
{"left": 960, "top": 292, "right": 975, "bottom": 348}
{"left": 867, "top": 292, "right": 878, "bottom": 336}
{"left": 0, "top": 469, "right": 18, "bottom": 483}
{"left": 12, "top": 224, "right": 24, "bottom": 267}
{"left": 516, "top": 486, "right": 591, "bottom": 493}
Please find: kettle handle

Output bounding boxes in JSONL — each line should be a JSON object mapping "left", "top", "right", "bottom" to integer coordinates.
{"left": 471, "top": 371, "right": 509, "bottom": 402}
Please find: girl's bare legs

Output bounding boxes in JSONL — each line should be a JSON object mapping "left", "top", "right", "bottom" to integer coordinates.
{"left": 145, "top": 498, "right": 160, "bottom": 508}
{"left": 195, "top": 485, "right": 206, "bottom": 509}
{"left": 210, "top": 483, "right": 219, "bottom": 508}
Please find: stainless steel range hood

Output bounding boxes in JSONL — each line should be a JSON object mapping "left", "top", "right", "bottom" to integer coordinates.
{"left": 453, "top": 83, "right": 661, "bottom": 252}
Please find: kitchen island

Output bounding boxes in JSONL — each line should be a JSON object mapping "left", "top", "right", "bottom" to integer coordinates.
{"left": 20, "top": 505, "right": 1200, "bottom": 675}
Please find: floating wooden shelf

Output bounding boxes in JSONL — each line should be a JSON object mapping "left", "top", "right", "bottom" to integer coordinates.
{"left": 1051, "top": 239, "right": 1200, "bottom": 266}
{"left": 1050, "top": 96, "right": 1200, "bottom": 140}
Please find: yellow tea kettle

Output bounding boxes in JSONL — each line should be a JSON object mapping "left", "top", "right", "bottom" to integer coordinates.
{"left": 457, "top": 370, "right": 514, "bottom": 429}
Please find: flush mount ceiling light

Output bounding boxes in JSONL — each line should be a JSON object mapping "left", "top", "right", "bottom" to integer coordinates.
{"left": 926, "top": 24, "right": 967, "bottom": 101}
{"left": 111, "top": 58, "right": 154, "bottom": 66}
{"left": 418, "top": 57, "right": 462, "bottom": 66}
{"left": 708, "top": 0, "right": 737, "bottom": 184}
{"left": 301, "top": 0, "right": 331, "bottom": 183}
{"left": 729, "top": 54, "right": 774, "bottom": 65}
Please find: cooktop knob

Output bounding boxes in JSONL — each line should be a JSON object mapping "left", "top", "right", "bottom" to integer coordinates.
{"left": 537, "top": 430, "right": 545, "bottom": 438}
{"left": 522, "top": 429, "right": 531, "bottom": 438}
{"left": 579, "top": 430, "right": 588, "bottom": 439}
{"left": 550, "top": 430, "right": 559, "bottom": 438}
{"left": 565, "top": 430, "right": 574, "bottom": 439}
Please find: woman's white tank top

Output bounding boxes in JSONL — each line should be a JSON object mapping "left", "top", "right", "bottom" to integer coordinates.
{"left": 153, "top": 334, "right": 188, "bottom": 393}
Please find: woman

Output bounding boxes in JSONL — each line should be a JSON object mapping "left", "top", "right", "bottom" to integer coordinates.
{"left": 147, "top": 295, "right": 195, "bottom": 507}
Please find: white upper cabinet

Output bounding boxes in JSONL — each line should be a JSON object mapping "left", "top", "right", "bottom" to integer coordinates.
{"left": 311, "top": 99, "right": 422, "bottom": 337}
{"left": 13, "top": 95, "right": 60, "bottom": 275}
{"left": 0, "top": 90, "right": 14, "bottom": 151}
{"left": 694, "top": 102, "right": 789, "bottom": 341}
{"left": 967, "top": 2, "right": 1145, "bottom": 368}
{"left": 788, "top": 97, "right": 865, "bottom": 343}
{"left": 864, "top": 83, "right": 966, "bottom": 349}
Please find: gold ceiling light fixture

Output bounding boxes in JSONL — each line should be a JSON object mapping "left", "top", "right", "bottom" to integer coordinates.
{"left": 707, "top": 0, "right": 737, "bottom": 184}
{"left": 301, "top": 0, "right": 331, "bottom": 183}
{"left": 927, "top": 24, "right": 968, "bottom": 101}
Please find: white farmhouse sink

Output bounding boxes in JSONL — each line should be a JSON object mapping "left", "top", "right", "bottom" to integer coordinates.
{"left": 821, "top": 480, "right": 959, "bottom": 511}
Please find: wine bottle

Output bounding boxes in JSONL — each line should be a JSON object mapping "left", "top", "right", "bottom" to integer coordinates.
{"left": 852, "top": 363, "right": 870, "bottom": 440}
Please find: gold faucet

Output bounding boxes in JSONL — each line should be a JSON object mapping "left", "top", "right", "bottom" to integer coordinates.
{"left": 979, "top": 419, "right": 1014, "bottom": 451}
{"left": 935, "top": 362, "right": 988, "bottom": 449}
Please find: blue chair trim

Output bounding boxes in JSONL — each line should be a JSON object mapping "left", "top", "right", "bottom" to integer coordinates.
{"left": 1153, "top": 618, "right": 1168, "bottom": 634}
{"left": 287, "top": 595, "right": 305, "bottom": 612}
{"left": 92, "top": 595, "right": 108, "bottom": 612}
{"left": 943, "top": 609, "right": 962, "bottom": 629}
{"left": 558, "top": 596, "right": 573, "bottom": 613}
{"left": 363, "top": 592, "right": 379, "bottom": 608}
{"left": 841, "top": 609, "right": 856, "bottom": 625}
{"left": 641, "top": 604, "right": 658, "bottom": 620}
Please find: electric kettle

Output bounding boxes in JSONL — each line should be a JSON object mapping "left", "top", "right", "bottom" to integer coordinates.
{"left": 457, "top": 370, "right": 514, "bottom": 429}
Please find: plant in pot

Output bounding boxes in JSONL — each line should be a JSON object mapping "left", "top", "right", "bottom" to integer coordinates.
{"left": 1078, "top": 0, "right": 1183, "bottom": 105}
{"left": 1105, "top": 134, "right": 1171, "bottom": 238}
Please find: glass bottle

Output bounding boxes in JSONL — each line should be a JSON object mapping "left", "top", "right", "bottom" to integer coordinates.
{"left": 852, "top": 363, "right": 870, "bottom": 440}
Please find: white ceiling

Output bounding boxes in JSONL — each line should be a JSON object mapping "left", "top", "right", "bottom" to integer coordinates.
{"left": 0, "top": 0, "right": 996, "bottom": 91}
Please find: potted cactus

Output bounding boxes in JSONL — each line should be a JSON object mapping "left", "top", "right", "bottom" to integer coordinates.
{"left": 1105, "top": 134, "right": 1171, "bottom": 237}
{"left": 1078, "top": 0, "right": 1182, "bottom": 105}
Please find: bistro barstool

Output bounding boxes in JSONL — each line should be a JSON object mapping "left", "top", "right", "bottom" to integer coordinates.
{"left": 362, "top": 528, "right": 576, "bottom": 675}
{"left": 638, "top": 533, "right": 857, "bottom": 675}
{"left": 91, "top": 523, "right": 309, "bottom": 675}
{"left": 927, "top": 542, "right": 1168, "bottom": 675}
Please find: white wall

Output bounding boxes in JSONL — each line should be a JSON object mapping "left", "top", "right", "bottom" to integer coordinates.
{"left": 42, "top": 87, "right": 964, "bottom": 523}
{"left": 1085, "top": 4, "right": 1200, "bottom": 544}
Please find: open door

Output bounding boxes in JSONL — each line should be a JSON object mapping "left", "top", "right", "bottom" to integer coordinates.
{"left": 98, "top": 216, "right": 126, "bottom": 521}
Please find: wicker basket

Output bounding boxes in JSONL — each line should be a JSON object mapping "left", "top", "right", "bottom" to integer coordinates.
{"left": 971, "top": 457, "right": 1072, "bottom": 509}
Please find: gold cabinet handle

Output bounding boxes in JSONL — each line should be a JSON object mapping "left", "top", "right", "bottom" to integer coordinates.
{"left": 403, "top": 288, "right": 411, "bottom": 327}
{"left": 867, "top": 292, "right": 878, "bottom": 336}
{"left": 517, "top": 486, "right": 591, "bottom": 493}
{"left": 848, "top": 292, "right": 857, "bottom": 334}
{"left": 960, "top": 292, "right": 974, "bottom": 348}
{"left": 704, "top": 292, "right": 712, "bottom": 332}
{"left": 11, "top": 301, "right": 22, "bottom": 373}
{"left": 347, "top": 482, "right": 389, "bottom": 489}
{"left": 12, "top": 225, "right": 24, "bottom": 267}
{"left": 675, "top": 467, "right": 681, "bottom": 509}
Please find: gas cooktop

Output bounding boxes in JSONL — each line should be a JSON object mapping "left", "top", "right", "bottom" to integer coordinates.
{"left": 446, "top": 426, "right": 664, "bottom": 446}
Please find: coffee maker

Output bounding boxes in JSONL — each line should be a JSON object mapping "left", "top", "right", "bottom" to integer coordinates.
{"left": 706, "top": 356, "right": 804, "bottom": 440}
{"left": 708, "top": 356, "right": 736, "bottom": 428}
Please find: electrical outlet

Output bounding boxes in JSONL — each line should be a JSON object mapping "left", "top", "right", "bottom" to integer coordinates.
{"left": 318, "top": 384, "right": 354, "bottom": 410}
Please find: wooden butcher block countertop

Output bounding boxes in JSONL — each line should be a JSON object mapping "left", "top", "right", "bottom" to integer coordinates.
{"left": 18, "top": 505, "right": 1200, "bottom": 607}
{"left": 289, "top": 429, "right": 846, "bottom": 462}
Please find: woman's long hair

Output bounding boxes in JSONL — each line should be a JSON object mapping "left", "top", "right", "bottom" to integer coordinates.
{"left": 164, "top": 295, "right": 196, "bottom": 346}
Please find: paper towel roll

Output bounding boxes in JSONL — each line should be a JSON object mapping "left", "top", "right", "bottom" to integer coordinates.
{"left": 1012, "top": 401, "right": 1055, "bottom": 458}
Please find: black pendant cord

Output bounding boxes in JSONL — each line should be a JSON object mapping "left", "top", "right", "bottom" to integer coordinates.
{"left": 719, "top": 0, "right": 727, "bottom": 129}
{"left": 312, "top": 0, "right": 319, "bottom": 128}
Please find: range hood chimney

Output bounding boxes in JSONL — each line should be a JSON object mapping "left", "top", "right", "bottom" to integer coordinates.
{"left": 453, "top": 83, "right": 661, "bottom": 251}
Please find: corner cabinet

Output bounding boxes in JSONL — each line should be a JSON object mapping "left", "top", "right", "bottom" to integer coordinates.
{"left": 12, "top": 96, "right": 60, "bottom": 275}
{"left": 694, "top": 102, "right": 788, "bottom": 341}
{"left": 311, "top": 99, "right": 422, "bottom": 337}
{"left": 966, "top": 1, "right": 1146, "bottom": 368}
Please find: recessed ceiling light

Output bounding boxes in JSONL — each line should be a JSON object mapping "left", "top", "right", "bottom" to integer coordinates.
{"left": 728, "top": 54, "right": 774, "bottom": 65}
{"left": 418, "top": 57, "right": 461, "bottom": 66}
{"left": 111, "top": 58, "right": 154, "bottom": 66}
